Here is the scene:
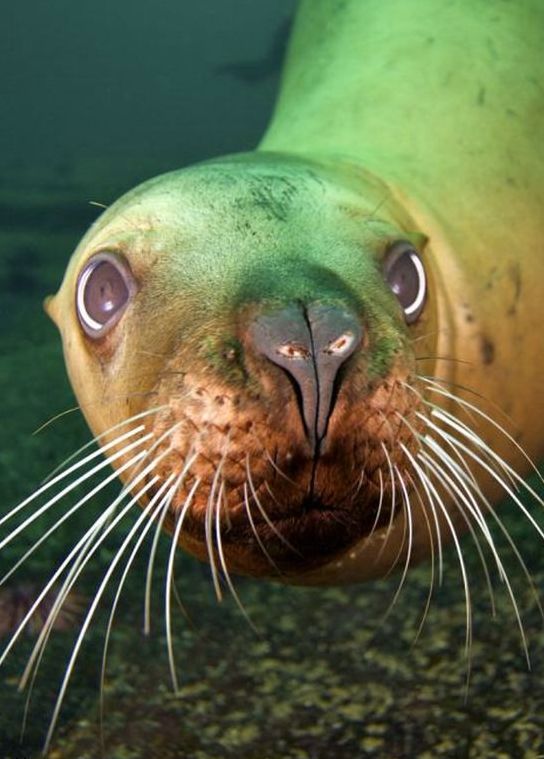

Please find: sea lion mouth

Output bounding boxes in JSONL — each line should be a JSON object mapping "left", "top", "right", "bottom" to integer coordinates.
{"left": 242, "top": 495, "right": 392, "bottom": 566}
{"left": 174, "top": 476, "right": 396, "bottom": 575}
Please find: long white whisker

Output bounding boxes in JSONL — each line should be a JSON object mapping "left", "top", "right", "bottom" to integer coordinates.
{"left": 0, "top": 426, "right": 149, "bottom": 533}
{"left": 19, "top": 447, "right": 170, "bottom": 693}
{"left": 379, "top": 466, "right": 414, "bottom": 621}
{"left": 419, "top": 450, "right": 497, "bottom": 617}
{"left": 421, "top": 377, "right": 543, "bottom": 485}
{"left": 366, "top": 468, "right": 385, "bottom": 540}
{"left": 165, "top": 478, "right": 200, "bottom": 695}
{"left": 429, "top": 407, "right": 543, "bottom": 506}
{"left": 144, "top": 452, "right": 198, "bottom": 635}
{"left": 242, "top": 483, "right": 281, "bottom": 574}
{"left": 402, "top": 447, "right": 473, "bottom": 693}
{"left": 19, "top": 513, "right": 108, "bottom": 742}
{"left": 245, "top": 455, "right": 298, "bottom": 554}
{"left": 42, "top": 474, "right": 164, "bottom": 754}
{"left": 374, "top": 443, "right": 397, "bottom": 567}
{"left": 205, "top": 461, "right": 226, "bottom": 602}
{"left": 399, "top": 381, "right": 481, "bottom": 492}
{"left": 18, "top": 444, "right": 175, "bottom": 695}
{"left": 421, "top": 436, "right": 500, "bottom": 559}
{"left": 420, "top": 433, "right": 538, "bottom": 659}
{"left": 405, "top": 472, "right": 436, "bottom": 643}
{"left": 42, "top": 405, "right": 167, "bottom": 484}
{"left": 423, "top": 400, "right": 517, "bottom": 489}
{"left": 406, "top": 381, "right": 517, "bottom": 504}
{"left": 99, "top": 474, "right": 176, "bottom": 746}
{"left": 0, "top": 450, "right": 148, "bottom": 668}
{"left": 215, "top": 482, "right": 255, "bottom": 630}
{"left": 418, "top": 413, "right": 544, "bottom": 540}
{"left": 0, "top": 447, "right": 147, "bottom": 587}
{"left": 419, "top": 447, "right": 531, "bottom": 666}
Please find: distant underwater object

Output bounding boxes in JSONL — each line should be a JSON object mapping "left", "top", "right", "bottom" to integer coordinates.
{"left": 0, "top": 584, "right": 85, "bottom": 638}
{"left": 215, "top": 17, "right": 291, "bottom": 83}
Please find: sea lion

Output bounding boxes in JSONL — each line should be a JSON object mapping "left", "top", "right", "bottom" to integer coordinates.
{"left": 2, "top": 0, "right": 543, "bottom": 750}
{"left": 41, "top": 0, "right": 543, "bottom": 589}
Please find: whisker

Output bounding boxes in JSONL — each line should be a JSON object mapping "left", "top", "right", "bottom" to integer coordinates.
{"left": 366, "top": 469, "right": 385, "bottom": 541}
{"left": 410, "top": 327, "right": 452, "bottom": 344}
{"left": 400, "top": 380, "right": 512, "bottom": 489}
{"left": 398, "top": 441, "right": 444, "bottom": 586}
{"left": 33, "top": 401, "right": 164, "bottom": 441}
{"left": 419, "top": 445, "right": 531, "bottom": 666}
{"left": 99, "top": 475, "right": 177, "bottom": 749}
{"left": 0, "top": 426, "right": 150, "bottom": 535}
{"left": 402, "top": 446, "right": 473, "bottom": 695}
{"left": 420, "top": 424, "right": 543, "bottom": 629}
{"left": 32, "top": 405, "right": 83, "bottom": 435}
{"left": 18, "top": 448, "right": 172, "bottom": 692}
{"left": 398, "top": 408, "right": 500, "bottom": 617}
{"left": 0, "top": 449, "right": 148, "bottom": 588}
{"left": 405, "top": 472, "right": 436, "bottom": 644}
{"left": 379, "top": 466, "right": 414, "bottom": 622}
{"left": 420, "top": 398, "right": 517, "bottom": 490}
{"left": 242, "top": 483, "right": 281, "bottom": 574}
{"left": 419, "top": 450, "right": 497, "bottom": 617}
{"left": 12, "top": 485, "right": 142, "bottom": 743}
{"left": 144, "top": 451, "right": 198, "bottom": 635}
{"left": 205, "top": 459, "right": 226, "bottom": 602}
{"left": 42, "top": 472, "right": 164, "bottom": 754}
{"left": 215, "top": 481, "right": 256, "bottom": 630}
{"left": 428, "top": 398, "right": 543, "bottom": 489}
{"left": 245, "top": 455, "right": 299, "bottom": 555}
{"left": 19, "top": 513, "right": 107, "bottom": 744}
{"left": 42, "top": 405, "right": 168, "bottom": 484}
{"left": 417, "top": 374, "right": 514, "bottom": 426}
{"left": 373, "top": 444, "right": 397, "bottom": 567}
{"left": 165, "top": 478, "right": 200, "bottom": 695}
{"left": 418, "top": 413, "right": 544, "bottom": 539}
{"left": 259, "top": 443, "right": 301, "bottom": 489}
{"left": 401, "top": 401, "right": 541, "bottom": 652}
{"left": 415, "top": 355, "right": 473, "bottom": 366}
{"left": 263, "top": 481, "right": 283, "bottom": 510}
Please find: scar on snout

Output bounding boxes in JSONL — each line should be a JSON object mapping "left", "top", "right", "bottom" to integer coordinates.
{"left": 480, "top": 336, "right": 495, "bottom": 365}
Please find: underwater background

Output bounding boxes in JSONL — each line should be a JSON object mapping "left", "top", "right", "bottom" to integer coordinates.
{"left": 1, "top": 1, "right": 543, "bottom": 756}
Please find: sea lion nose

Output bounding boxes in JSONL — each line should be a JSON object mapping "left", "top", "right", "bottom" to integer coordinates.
{"left": 249, "top": 303, "right": 363, "bottom": 448}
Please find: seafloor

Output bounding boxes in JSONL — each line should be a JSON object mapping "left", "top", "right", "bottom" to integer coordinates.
{"left": 0, "top": 174, "right": 543, "bottom": 759}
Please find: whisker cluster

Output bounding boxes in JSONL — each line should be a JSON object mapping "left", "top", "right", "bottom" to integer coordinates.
{"left": 0, "top": 370, "right": 542, "bottom": 753}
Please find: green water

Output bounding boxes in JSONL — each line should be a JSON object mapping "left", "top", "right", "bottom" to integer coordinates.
{"left": 1, "top": 2, "right": 543, "bottom": 757}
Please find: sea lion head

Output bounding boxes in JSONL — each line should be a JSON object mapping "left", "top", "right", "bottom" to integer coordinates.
{"left": 46, "top": 152, "right": 440, "bottom": 584}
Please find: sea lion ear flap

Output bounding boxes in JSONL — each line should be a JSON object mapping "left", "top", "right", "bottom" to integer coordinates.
{"left": 404, "top": 231, "right": 429, "bottom": 252}
{"left": 44, "top": 294, "right": 61, "bottom": 328}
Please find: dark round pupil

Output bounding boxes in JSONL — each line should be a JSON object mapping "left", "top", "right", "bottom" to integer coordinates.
{"left": 388, "top": 251, "right": 420, "bottom": 309}
{"left": 83, "top": 261, "right": 129, "bottom": 325}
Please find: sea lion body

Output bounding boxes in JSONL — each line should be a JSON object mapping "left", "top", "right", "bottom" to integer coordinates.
{"left": 45, "top": 0, "right": 543, "bottom": 585}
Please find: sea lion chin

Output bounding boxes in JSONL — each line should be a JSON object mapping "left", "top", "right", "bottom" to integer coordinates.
{"left": 45, "top": 152, "right": 440, "bottom": 582}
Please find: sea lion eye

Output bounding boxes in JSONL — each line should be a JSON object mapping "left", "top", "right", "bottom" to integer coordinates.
{"left": 76, "top": 253, "right": 135, "bottom": 337}
{"left": 383, "top": 241, "right": 427, "bottom": 324}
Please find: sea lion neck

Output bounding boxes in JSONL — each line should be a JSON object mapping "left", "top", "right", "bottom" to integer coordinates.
{"left": 262, "top": 1, "right": 543, "bottom": 188}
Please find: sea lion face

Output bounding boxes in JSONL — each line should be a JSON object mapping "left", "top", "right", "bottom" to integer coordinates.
{"left": 47, "top": 153, "right": 436, "bottom": 581}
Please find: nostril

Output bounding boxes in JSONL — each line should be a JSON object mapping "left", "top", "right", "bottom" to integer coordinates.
{"left": 323, "top": 331, "right": 358, "bottom": 355}
{"left": 277, "top": 343, "right": 311, "bottom": 359}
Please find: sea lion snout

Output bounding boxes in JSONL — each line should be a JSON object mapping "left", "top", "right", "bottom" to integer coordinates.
{"left": 247, "top": 302, "right": 363, "bottom": 449}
